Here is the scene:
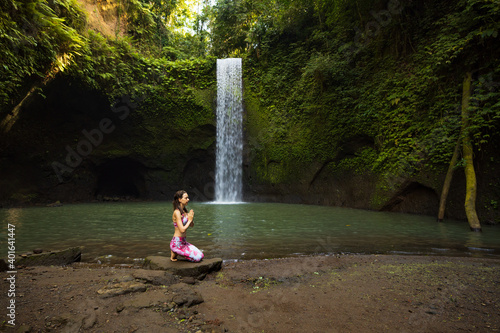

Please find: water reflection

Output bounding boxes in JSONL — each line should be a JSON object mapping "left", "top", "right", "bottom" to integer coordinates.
{"left": 0, "top": 202, "right": 499, "bottom": 263}
{"left": 5, "top": 208, "right": 23, "bottom": 227}
{"left": 0, "top": 208, "right": 23, "bottom": 241}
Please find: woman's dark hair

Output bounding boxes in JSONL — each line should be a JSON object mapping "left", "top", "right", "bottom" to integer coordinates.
{"left": 172, "top": 190, "right": 188, "bottom": 213}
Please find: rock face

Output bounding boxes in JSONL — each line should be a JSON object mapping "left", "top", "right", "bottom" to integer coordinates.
{"left": 143, "top": 256, "right": 223, "bottom": 279}
{"left": 0, "top": 76, "right": 217, "bottom": 206}
{"left": 14, "top": 247, "right": 82, "bottom": 267}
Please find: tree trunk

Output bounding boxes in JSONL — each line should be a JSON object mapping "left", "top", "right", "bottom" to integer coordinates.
{"left": 461, "top": 72, "right": 482, "bottom": 232}
{"left": 0, "top": 82, "right": 41, "bottom": 134}
{"left": 437, "top": 138, "right": 461, "bottom": 221}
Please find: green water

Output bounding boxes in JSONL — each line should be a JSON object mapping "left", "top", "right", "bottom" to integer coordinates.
{"left": 1, "top": 202, "right": 499, "bottom": 263}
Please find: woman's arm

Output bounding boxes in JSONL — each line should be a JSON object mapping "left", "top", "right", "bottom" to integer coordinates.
{"left": 174, "top": 209, "right": 193, "bottom": 233}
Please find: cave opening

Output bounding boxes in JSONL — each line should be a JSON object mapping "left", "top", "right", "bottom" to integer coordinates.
{"left": 381, "top": 182, "right": 439, "bottom": 216}
{"left": 95, "top": 158, "right": 146, "bottom": 199}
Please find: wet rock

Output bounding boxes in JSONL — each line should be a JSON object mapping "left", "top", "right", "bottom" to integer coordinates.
{"left": 14, "top": 247, "right": 81, "bottom": 267}
{"left": 132, "top": 269, "right": 179, "bottom": 286}
{"left": 169, "top": 283, "right": 204, "bottom": 307}
{"left": 97, "top": 281, "right": 147, "bottom": 298}
{"left": 143, "top": 257, "right": 222, "bottom": 279}
{"left": 33, "top": 248, "right": 43, "bottom": 254}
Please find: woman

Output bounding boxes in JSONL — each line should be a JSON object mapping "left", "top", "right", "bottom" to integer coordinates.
{"left": 170, "top": 190, "right": 204, "bottom": 262}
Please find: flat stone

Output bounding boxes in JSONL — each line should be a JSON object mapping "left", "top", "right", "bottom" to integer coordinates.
{"left": 119, "top": 289, "right": 168, "bottom": 310}
{"left": 114, "top": 275, "right": 134, "bottom": 283}
{"left": 143, "top": 257, "right": 222, "bottom": 279}
{"left": 13, "top": 247, "right": 81, "bottom": 267}
{"left": 97, "top": 281, "right": 147, "bottom": 298}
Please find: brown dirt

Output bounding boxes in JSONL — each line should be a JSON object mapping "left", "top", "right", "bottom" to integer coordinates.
{"left": 1, "top": 254, "right": 499, "bottom": 332}
{"left": 78, "top": 0, "right": 126, "bottom": 38}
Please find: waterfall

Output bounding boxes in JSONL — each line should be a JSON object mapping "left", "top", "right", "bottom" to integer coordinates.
{"left": 215, "top": 58, "right": 243, "bottom": 202}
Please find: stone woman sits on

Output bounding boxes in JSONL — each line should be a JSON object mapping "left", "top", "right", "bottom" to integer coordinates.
{"left": 170, "top": 190, "right": 204, "bottom": 262}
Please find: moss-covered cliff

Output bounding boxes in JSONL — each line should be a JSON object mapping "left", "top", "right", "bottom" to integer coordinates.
{"left": 225, "top": 0, "right": 500, "bottom": 222}
{"left": 0, "top": 0, "right": 217, "bottom": 204}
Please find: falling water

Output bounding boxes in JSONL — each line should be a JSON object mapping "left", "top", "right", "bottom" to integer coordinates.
{"left": 215, "top": 58, "right": 243, "bottom": 202}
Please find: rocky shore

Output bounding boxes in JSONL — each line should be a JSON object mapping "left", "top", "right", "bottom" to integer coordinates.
{"left": 1, "top": 254, "right": 499, "bottom": 332}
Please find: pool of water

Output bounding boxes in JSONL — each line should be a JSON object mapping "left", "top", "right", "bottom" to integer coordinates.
{"left": 1, "top": 202, "right": 499, "bottom": 263}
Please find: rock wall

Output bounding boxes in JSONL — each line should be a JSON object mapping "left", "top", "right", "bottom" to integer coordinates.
{"left": 242, "top": 86, "right": 500, "bottom": 223}
{"left": 243, "top": 139, "right": 500, "bottom": 222}
{"left": 0, "top": 76, "right": 216, "bottom": 206}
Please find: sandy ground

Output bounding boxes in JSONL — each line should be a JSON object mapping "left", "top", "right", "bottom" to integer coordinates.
{"left": 1, "top": 254, "right": 499, "bottom": 332}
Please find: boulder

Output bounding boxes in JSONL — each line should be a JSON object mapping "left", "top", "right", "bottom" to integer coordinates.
{"left": 14, "top": 247, "right": 81, "bottom": 267}
{"left": 143, "top": 256, "right": 222, "bottom": 279}
{"left": 169, "top": 283, "right": 204, "bottom": 307}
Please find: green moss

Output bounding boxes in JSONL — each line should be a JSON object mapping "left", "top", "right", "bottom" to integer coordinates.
{"left": 330, "top": 148, "right": 378, "bottom": 175}
{"left": 191, "top": 87, "right": 216, "bottom": 111}
{"left": 250, "top": 276, "right": 280, "bottom": 294}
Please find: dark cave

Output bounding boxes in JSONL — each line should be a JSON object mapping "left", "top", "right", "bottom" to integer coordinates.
{"left": 381, "top": 182, "right": 439, "bottom": 216}
{"left": 95, "top": 158, "right": 146, "bottom": 198}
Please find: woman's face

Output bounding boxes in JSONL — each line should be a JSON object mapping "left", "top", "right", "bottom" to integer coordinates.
{"left": 179, "top": 192, "right": 189, "bottom": 206}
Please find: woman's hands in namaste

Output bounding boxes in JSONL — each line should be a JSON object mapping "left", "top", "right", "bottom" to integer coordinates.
{"left": 188, "top": 209, "right": 194, "bottom": 226}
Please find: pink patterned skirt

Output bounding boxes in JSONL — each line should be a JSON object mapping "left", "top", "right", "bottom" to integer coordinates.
{"left": 170, "top": 236, "right": 204, "bottom": 262}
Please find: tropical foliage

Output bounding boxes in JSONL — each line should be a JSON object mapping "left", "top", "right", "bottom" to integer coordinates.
{"left": 210, "top": 0, "right": 500, "bottom": 185}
